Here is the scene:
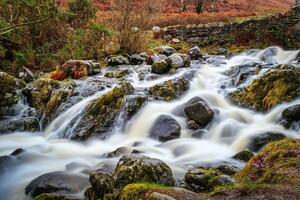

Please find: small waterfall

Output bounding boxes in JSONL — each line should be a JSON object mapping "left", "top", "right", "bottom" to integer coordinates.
{"left": 0, "top": 47, "right": 299, "bottom": 200}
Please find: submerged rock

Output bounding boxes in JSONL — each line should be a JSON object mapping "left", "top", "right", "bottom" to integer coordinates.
{"left": 248, "top": 132, "right": 287, "bottom": 152}
{"left": 107, "top": 55, "right": 130, "bottom": 66}
{"left": 113, "top": 155, "right": 175, "bottom": 190}
{"left": 0, "top": 117, "right": 40, "bottom": 134}
{"left": 185, "top": 167, "right": 235, "bottom": 192}
{"left": 229, "top": 67, "right": 300, "bottom": 112}
{"left": 0, "top": 72, "right": 26, "bottom": 116}
{"left": 149, "top": 77, "right": 189, "bottom": 101}
{"left": 149, "top": 114, "right": 181, "bottom": 142}
{"left": 72, "top": 82, "right": 134, "bottom": 140}
{"left": 25, "top": 171, "right": 89, "bottom": 198}
{"left": 27, "top": 76, "right": 75, "bottom": 126}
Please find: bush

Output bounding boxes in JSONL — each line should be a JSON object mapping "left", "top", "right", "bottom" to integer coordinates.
{"left": 67, "top": 0, "right": 96, "bottom": 27}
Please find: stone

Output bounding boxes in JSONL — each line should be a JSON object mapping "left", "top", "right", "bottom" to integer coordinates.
{"left": 171, "top": 38, "right": 181, "bottom": 44}
{"left": 104, "top": 68, "right": 130, "bottom": 79}
{"left": 86, "top": 170, "right": 113, "bottom": 200}
{"left": 0, "top": 117, "right": 40, "bottom": 134}
{"left": 129, "top": 54, "right": 146, "bottom": 65}
{"left": 149, "top": 54, "right": 168, "bottom": 65}
{"left": 107, "top": 55, "right": 129, "bottom": 66}
{"left": 113, "top": 155, "right": 175, "bottom": 190}
{"left": 216, "top": 48, "right": 228, "bottom": 56}
{"left": 184, "top": 101, "right": 214, "bottom": 127}
{"left": 25, "top": 171, "right": 89, "bottom": 198}
{"left": 72, "top": 82, "right": 134, "bottom": 140}
{"left": 33, "top": 193, "right": 80, "bottom": 200}
{"left": 229, "top": 67, "right": 300, "bottom": 112}
{"left": 149, "top": 78, "right": 189, "bottom": 101}
{"left": 152, "top": 60, "right": 170, "bottom": 74}
{"left": 155, "top": 46, "right": 176, "bottom": 56}
{"left": 185, "top": 167, "right": 235, "bottom": 193}
{"left": 280, "top": 104, "right": 300, "bottom": 128}
{"left": 149, "top": 115, "right": 181, "bottom": 142}
{"left": 166, "top": 53, "right": 191, "bottom": 69}
{"left": 248, "top": 132, "right": 287, "bottom": 152}
{"left": 188, "top": 46, "right": 202, "bottom": 60}
{"left": 0, "top": 72, "right": 26, "bottom": 116}
{"left": 106, "top": 147, "right": 134, "bottom": 158}
{"left": 233, "top": 150, "right": 255, "bottom": 162}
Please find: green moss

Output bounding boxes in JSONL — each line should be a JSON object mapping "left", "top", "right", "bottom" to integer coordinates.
{"left": 33, "top": 194, "right": 75, "bottom": 200}
{"left": 230, "top": 68, "right": 300, "bottom": 112}
{"left": 237, "top": 139, "right": 300, "bottom": 184}
{"left": 119, "top": 183, "right": 167, "bottom": 200}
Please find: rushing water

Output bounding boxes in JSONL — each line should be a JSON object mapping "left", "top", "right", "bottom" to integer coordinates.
{"left": 0, "top": 47, "right": 299, "bottom": 200}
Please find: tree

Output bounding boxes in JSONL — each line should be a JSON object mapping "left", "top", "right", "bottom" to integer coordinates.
{"left": 195, "top": 0, "right": 204, "bottom": 14}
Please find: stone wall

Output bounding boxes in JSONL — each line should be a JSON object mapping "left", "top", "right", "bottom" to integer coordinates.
{"left": 164, "top": 6, "right": 300, "bottom": 49}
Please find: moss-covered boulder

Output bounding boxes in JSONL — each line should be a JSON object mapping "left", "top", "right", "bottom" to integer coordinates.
{"left": 149, "top": 77, "right": 189, "bottom": 101}
{"left": 237, "top": 139, "right": 300, "bottom": 184}
{"left": 113, "top": 155, "right": 175, "bottom": 191}
{"left": 229, "top": 67, "right": 300, "bottom": 112}
{"left": 33, "top": 194, "right": 80, "bottom": 200}
{"left": 71, "top": 82, "right": 134, "bottom": 140}
{"left": 27, "top": 75, "right": 75, "bottom": 126}
{"left": 0, "top": 72, "right": 26, "bottom": 116}
{"left": 151, "top": 60, "right": 170, "bottom": 74}
{"left": 185, "top": 167, "right": 235, "bottom": 193}
{"left": 119, "top": 183, "right": 203, "bottom": 200}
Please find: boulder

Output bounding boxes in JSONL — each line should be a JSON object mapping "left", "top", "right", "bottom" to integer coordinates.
{"left": 149, "top": 115, "right": 181, "bottom": 142}
{"left": 113, "top": 155, "right": 175, "bottom": 190}
{"left": 229, "top": 67, "right": 300, "bottom": 112}
{"left": 155, "top": 46, "right": 176, "bottom": 56}
{"left": 149, "top": 78, "right": 189, "bottom": 101}
{"left": 123, "top": 94, "right": 148, "bottom": 118}
{"left": 188, "top": 46, "right": 202, "bottom": 60}
{"left": 105, "top": 68, "right": 131, "bottom": 79}
{"left": 27, "top": 76, "right": 75, "bottom": 126}
{"left": 0, "top": 117, "right": 40, "bottom": 134}
{"left": 233, "top": 150, "right": 255, "bottom": 162}
{"left": 149, "top": 54, "right": 168, "bottom": 65}
{"left": 0, "top": 72, "right": 26, "bottom": 116}
{"left": 33, "top": 193, "right": 80, "bottom": 200}
{"left": 152, "top": 60, "right": 170, "bottom": 74}
{"left": 185, "top": 167, "right": 235, "bottom": 193}
{"left": 280, "top": 104, "right": 300, "bottom": 129}
{"left": 248, "top": 132, "right": 287, "bottom": 152}
{"left": 25, "top": 171, "right": 89, "bottom": 198}
{"left": 71, "top": 82, "right": 134, "bottom": 140}
{"left": 129, "top": 54, "right": 146, "bottom": 65}
{"left": 166, "top": 53, "right": 191, "bottom": 69}
{"left": 107, "top": 55, "right": 129, "bottom": 66}
{"left": 184, "top": 101, "right": 214, "bottom": 127}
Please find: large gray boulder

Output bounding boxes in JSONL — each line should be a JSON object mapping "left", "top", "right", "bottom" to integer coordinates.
{"left": 108, "top": 55, "right": 129, "bottom": 66}
{"left": 150, "top": 115, "right": 181, "bottom": 142}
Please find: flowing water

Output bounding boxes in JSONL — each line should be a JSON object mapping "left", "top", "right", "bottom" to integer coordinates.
{"left": 0, "top": 47, "right": 299, "bottom": 200}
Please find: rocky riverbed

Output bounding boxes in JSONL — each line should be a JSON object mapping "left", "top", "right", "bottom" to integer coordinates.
{"left": 0, "top": 46, "right": 300, "bottom": 200}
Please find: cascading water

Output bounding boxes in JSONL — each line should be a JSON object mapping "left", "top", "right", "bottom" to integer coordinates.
{"left": 0, "top": 46, "right": 299, "bottom": 200}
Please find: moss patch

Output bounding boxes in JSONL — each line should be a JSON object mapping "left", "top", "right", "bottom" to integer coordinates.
{"left": 119, "top": 183, "right": 167, "bottom": 200}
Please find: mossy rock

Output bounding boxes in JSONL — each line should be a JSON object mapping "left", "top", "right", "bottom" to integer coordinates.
{"left": 0, "top": 72, "right": 26, "bottom": 115}
{"left": 33, "top": 194, "right": 79, "bottom": 200}
{"left": 28, "top": 75, "right": 75, "bottom": 126}
{"left": 229, "top": 67, "right": 300, "bottom": 112}
{"left": 237, "top": 139, "right": 300, "bottom": 184}
{"left": 119, "top": 183, "right": 203, "bottom": 200}
{"left": 71, "top": 82, "right": 134, "bottom": 140}
{"left": 149, "top": 77, "right": 189, "bottom": 101}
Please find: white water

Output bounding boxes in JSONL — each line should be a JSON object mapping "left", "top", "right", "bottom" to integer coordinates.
{"left": 0, "top": 47, "right": 299, "bottom": 200}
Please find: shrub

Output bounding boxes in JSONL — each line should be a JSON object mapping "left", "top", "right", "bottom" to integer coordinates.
{"left": 67, "top": 0, "right": 96, "bottom": 27}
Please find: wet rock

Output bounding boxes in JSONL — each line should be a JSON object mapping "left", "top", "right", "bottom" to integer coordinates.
{"left": 173, "top": 96, "right": 206, "bottom": 117}
{"left": 113, "top": 155, "right": 175, "bottom": 190}
{"left": 33, "top": 193, "right": 80, "bottom": 200}
{"left": 123, "top": 94, "right": 148, "bottom": 118}
{"left": 280, "top": 104, "right": 300, "bottom": 129}
{"left": 106, "top": 147, "right": 134, "bottom": 158}
{"left": 260, "top": 47, "right": 278, "bottom": 62}
{"left": 149, "top": 54, "right": 168, "bottom": 65}
{"left": 25, "top": 171, "right": 89, "bottom": 198}
{"left": 152, "top": 60, "right": 170, "bottom": 74}
{"left": 0, "top": 72, "right": 26, "bottom": 116}
{"left": 233, "top": 150, "right": 255, "bottom": 162}
{"left": 248, "top": 132, "right": 287, "bottom": 152}
{"left": 191, "top": 129, "right": 208, "bottom": 138}
{"left": 155, "top": 46, "right": 176, "bottom": 56}
{"left": 72, "top": 82, "right": 134, "bottom": 140}
{"left": 166, "top": 53, "right": 191, "bottom": 69}
{"left": 129, "top": 54, "right": 146, "bottom": 65}
{"left": 107, "top": 55, "right": 129, "bottom": 66}
{"left": 85, "top": 170, "right": 113, "bottom": 200}
{"left": 18, "top": 67, "right": 35, "bottom": 83}
{"left": 105, "top": 68, "right": 131, "bottom": 79}
{"left": 50, "top": 60, "right": 101, "bottom": 80}
{"left": 185, "top": 167, "right": 235, "bottom": 192}
{"left": 0, "top": 117, "right": 40, "bottom": 134}
{"left": 229, "top": 67, "right": 300, "bottom": 112}
{"left": 150, "top": 115, "right": 181, "bottom": 142}
{"left": 149, "top": 78, "right": 189, "bottom": 101}
{"left": 27, "top": 76, "right": 75, "bottom": 126}
{"left": 184, "top": 100, "right": 214, "bottom": 127}
{"left": 188, "top": 46, "right": 202, "bottom": 60}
